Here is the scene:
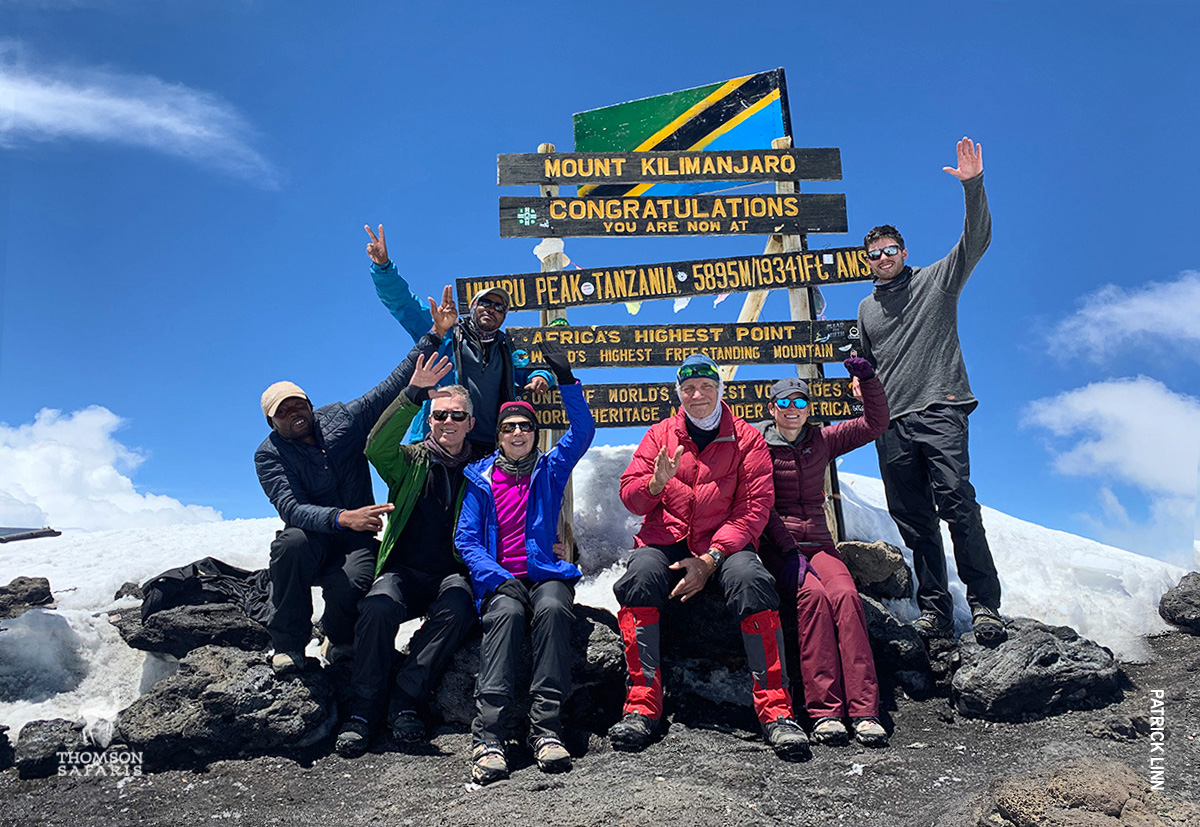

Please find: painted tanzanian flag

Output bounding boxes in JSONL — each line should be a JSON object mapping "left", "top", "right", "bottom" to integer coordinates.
{"left": 573, "top": 69, "right": 792, "bottom": 198}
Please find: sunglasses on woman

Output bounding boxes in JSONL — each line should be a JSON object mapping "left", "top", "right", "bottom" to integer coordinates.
{"left": 772, "top": 397, "right": 809, "bottom": 409}
{"left": 430, "top": 410, "right": 470, "bottom": 422}
{"left": 499, "top": 420, "right": 535, "bottom": 434}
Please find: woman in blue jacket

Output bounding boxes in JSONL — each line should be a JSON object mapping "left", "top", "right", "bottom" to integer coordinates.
{"left": 455, "top": 346, "right": 593, "bottom": 785}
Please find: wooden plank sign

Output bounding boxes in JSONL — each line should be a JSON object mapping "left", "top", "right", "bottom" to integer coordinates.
{"left": 498, "top": 149, "right": 841, "bottom": 187}
{"left": 506, "top": 320, "right": 859, "bottom": 369}
{"left": 573, "top": 68, "right": 791, "bottom": 197}
{"left": 528, "top": 379, "right": 863, "bottom": 429}
{"left": 456, "top": 246, "right": 872, "bottom": 311}
{"left": 499, "top": 193, "right": 846, "bottom": 238}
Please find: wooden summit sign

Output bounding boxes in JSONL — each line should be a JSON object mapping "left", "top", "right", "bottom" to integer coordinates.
{"left": 529, "top": 378, "right": 862, "bottom": 429}
{"left": 498, "top": 148, "right": 840, "bottom": 187}
{"left": 499, "top": 193, "right": 846, "bottom": 238}
{"left": 507, "top": 320, "right": 858, "bottom": 368}
{"left": 457, "top": 245, "right": 871, "bottom": 311}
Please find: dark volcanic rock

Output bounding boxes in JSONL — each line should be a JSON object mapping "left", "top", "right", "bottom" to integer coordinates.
{"left": 949, "top": 757, "right": 1200, "bottom": 827}
{"left": 117, "top": 645, "right": 336, "bottom": 768}
{"left": 860, "top": 595, "right": 937, "bottom": 698}
{"left": 951, "top": 618, "right": 1122, "bottom": 721}
{"left": 113, "top": 581, "right": 143, "bottom": 601}
{"left": 0, "top": 576, "right": 54, "bottom": 619}
{"left": 0, "top": 724, "right": 13, "bottom": 771}
{"left": 1159, "top": 571, "right": 1200, "bottom": 634}
{"left": 15, "top": 718, "right": 88, "bottom": 779}
{"left": 837, "top": 540, "right": 913, "bottom": 600}
{"left": 110, "top": 604, "right": 271, "bottom": 658}
{"left": 434, "top": 603, "right": 625, "bottom": 732}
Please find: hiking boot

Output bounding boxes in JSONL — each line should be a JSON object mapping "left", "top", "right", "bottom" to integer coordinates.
{"left": 334, "top": 717, "right": 370, "bottom": 758}
{"left": 532, "top": 736, "right": 572, "bottom": 773}
{"left": 763, "top": 716, "right": 811, "bottom": 760}
{"left": 320, "top": 638, "right": 354, "bottom": 666}
{"left": 270, "top": 650, "right": 310, "bottom": 677}
{"left": 851, "top": 716, "right": 889, "bottom": 748}
{"left": 389, "top": 709, "right": 427, "bottom": 744}
{"left": 912, "top": 611, "right": 955, "bottom": 639}
{"left": 811, "top": 716, "right": 849, "bottom": 746}
{"left": 608, "top": 712, "right": 656, "bottom": 752}
{"left": 470, "top": 744, "right": 509, "bottom": 786}
{"left": 971, "top": 605, "right": 1006, "bottom": 645}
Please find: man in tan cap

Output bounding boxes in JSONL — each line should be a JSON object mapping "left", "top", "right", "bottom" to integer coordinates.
{"left": 255, "top": 360, "right": 412, "bottom": 676}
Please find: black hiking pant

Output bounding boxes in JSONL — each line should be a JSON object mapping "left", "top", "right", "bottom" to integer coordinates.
{"left": 876, "top": 405, "right": 1002, "bottom": 619}
{"left": 349, "top": 569, "right": 476, "bottom": 722}
{"left": 267, "top": 527, "right": 376, "bottom": 652}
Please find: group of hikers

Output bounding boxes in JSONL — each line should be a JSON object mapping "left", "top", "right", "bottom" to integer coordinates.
{"left": 253, "top": 137, "right": 1004, "bottom": 784}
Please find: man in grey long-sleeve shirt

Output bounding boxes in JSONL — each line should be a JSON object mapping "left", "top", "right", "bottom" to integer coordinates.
{"left": 856, "top": 137, "right": 1004, "bottom": 644}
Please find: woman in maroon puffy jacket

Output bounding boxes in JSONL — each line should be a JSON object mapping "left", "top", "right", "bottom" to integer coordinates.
{"left": 754, "top": 357, "right": 890, "bottom": 747}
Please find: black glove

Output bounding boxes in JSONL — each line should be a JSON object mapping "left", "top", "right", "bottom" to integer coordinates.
{"left": 843, "top": 356, "right": 875, "bottom": 380}
{"left": 541, "top": 341, "right": 576, "bottom": 386}
{"left": 496, "top": 577, "right": 532, "bottom": 612}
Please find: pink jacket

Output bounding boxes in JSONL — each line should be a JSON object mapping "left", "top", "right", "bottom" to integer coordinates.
{"left": 620, "top": 403, "right": 774, "bottom": 557}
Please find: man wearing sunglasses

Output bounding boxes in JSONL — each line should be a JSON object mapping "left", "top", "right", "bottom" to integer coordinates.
{"left": 334, "top": 352, "right": 486, "bottom": 757}
{"left": 856, "top": 137, "right": 1004, "bottom": 645}
{"left": 610, "top": 353, "right": 809, "bottom": 760}
{"left": 365, "top": 224, "right": 553, "bottom": 453}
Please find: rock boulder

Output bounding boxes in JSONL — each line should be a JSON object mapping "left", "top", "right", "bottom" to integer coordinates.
{"left": 0, "top": 576, "right": 54, "bottom": 620}
{"left": 837, "top": 540, "right": 913, "bottom": 600}
{"left": 14, "top": 718, "right": 88, "bottom": 779}
{"left": 110, "top": 604, "right": 271, "bottom": 658}
{"left": 1159, "top": 571, "right": 1200, "bottom": 634}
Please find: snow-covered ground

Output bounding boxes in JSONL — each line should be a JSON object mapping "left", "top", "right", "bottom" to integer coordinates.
{"left": 0, "top": 448, "right": 1187, "bottom": 740}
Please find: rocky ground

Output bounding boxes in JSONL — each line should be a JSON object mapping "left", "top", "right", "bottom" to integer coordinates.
{"left": 2, "top": 631, "right": 1197, "bottom": 827}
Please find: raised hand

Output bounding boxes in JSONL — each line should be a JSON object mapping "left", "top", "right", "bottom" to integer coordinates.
{"left": 943, "top": 137, "right": 983, "bottom": 181}
{"left": 541, "top": 340, "right": 576, "bottom": 386}
{"left": 338, "top": 503, "right": 395, "bottom": 534}
{"left": 524, "top": 374, "right": 550, "bottom": 393}
{"left": 365, "top": 224, "right": 389, "bottom": 266}
{"left": 843, "top": 356, "right": 874, "bottom": 379}
{"left": 408, "top": 352, "right": 454, "bottom": 390}
{"left": 648, "top": 445, "right": 685, "bottom": 496}
{"left": 428, "top": 284, "right": 458, "bottom": 337}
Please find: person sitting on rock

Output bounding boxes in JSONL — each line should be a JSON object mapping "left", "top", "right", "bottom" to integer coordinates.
{"left": 608, "top": 353, "right": 810, "bottom": 760}
{"left": 255, "top": 361, "right": 410, "bottom": 676}
{"left": 455, "top": 344, "right": 594, "bottom": 785}
{"left": 334, "top": 352, "right": 483, "bottom": 758}
{"left": 754, "top": 359, "right": 890, "bottom": 748}
{"left": 364, "top": 223, "right": 553, "bottom": 453}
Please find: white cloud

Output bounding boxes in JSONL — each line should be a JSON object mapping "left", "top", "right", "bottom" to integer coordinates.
{"left": 1024, "top": 376, "right": 1200, "bottom": 563}
{"left": 0, "top": 41, "right": 278, "bottom": 186}
{"left": 0, "top": 406, "right": 222, "bottom": 529}
{"left": 1046, "top": 270, "right": 1200, "bottom": 361}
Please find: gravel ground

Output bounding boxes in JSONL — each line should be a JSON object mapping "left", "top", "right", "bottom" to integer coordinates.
{"left": 2, "top": 633, "right": 1197, "bottom": 827}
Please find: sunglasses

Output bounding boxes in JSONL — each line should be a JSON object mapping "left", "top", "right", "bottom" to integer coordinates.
{"left": 866, "top": 245, "right": 902, "bottom": 261}
{"left": 430, "top": 410, "right": 470, "bottom": 422}
{"left": 678, "top": 365, "right": 719, "bottom": 381}
{"left": 476, "top": 297, "right": 507, "bottom": 312}
{"left": 499, "top": 420, "right": 535, "bottom": 434}
{"left": 772, "top": 397, "right": 809, "bottom": 409}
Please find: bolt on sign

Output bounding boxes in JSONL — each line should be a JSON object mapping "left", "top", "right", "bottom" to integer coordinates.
{"left": 455, "top": 247, "right": 871, "bottom": 311}
{"left": 506, "top": 320, "right": 860, "bottom": 368}
{"left": 497, "top": 148, "right": 840, "bottom": 188}
{"left": 572, "top": 68, "right": 792, "bottom": 198}
{"left": 528, "top": 380, "right": 863, "bottom": 429}
{"left": 499, "top": 192, "right": 847, "bottom": 238}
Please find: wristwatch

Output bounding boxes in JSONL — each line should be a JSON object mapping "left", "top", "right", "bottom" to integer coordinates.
{"left": 705, "top": 549, "right": 725, "bottom": 571}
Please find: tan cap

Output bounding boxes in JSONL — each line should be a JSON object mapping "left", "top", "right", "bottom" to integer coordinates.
{"left": 471, "top": 285, "right": 512, "bottom": 308}
{"left": 261, "top": 381, "right": 309, "bottom": 419}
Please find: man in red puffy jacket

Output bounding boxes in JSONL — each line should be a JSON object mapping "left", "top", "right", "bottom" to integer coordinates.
{"left": 608, "top": 354, "right": 809, "bottom": 760}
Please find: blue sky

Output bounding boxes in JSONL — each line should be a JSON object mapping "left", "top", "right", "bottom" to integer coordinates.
{"left": 1, "top": 0, "right": 1197, "bottom": 566}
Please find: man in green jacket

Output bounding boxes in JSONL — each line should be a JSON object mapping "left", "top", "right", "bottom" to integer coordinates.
{"left": 335, "top": 352, "right": 484, "bottom": 757}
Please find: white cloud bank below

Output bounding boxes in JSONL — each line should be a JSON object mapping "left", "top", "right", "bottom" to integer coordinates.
{"left": 0, "top": 406, "right": 222, "bottom": 529}
{"left": 0, "top": 41, "right": 277, "bottom": 185}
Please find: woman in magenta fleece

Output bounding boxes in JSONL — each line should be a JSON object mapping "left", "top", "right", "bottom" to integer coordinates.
{"left": 454, "top": 346, "right": 594, "bottom": 785}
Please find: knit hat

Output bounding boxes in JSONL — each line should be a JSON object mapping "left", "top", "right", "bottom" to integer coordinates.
{"left": 261, "top": 381, "right": 309, "bottom": 419}
{"left": 496, "top": 400, "right": 538, "bottom": 436}
{"left": 677, "top": 353, "right": 720, "bottom": 384}
{"left": 769, "top": 378, "right": 810, "bottom": 403}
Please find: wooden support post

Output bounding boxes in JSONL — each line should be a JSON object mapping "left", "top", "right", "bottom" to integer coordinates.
{"left": 535, "top": 143, "right": 576, "bottom": 562}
